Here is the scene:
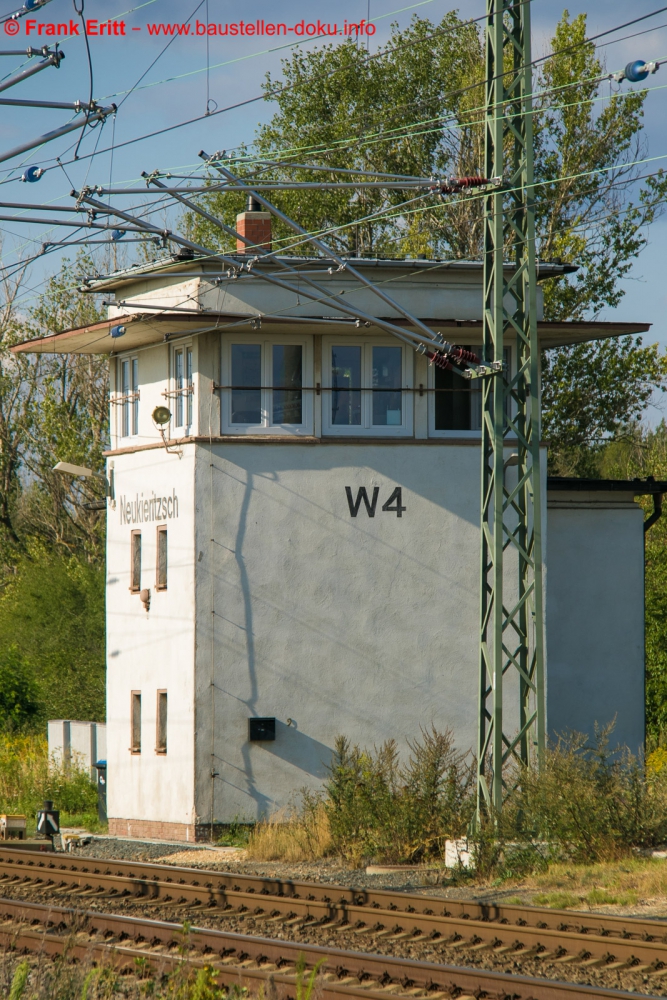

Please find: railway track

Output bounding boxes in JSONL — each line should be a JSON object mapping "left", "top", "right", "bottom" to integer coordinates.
{"left": 0, "top": 846, "right": 666, "bottom": 972}
{"left": 0, "top": 894, "right": 662, "bottom": 1000}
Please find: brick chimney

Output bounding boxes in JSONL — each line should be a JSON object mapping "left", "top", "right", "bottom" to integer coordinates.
{"left": 236, "top": 194, "right": 272, "bottom": 253}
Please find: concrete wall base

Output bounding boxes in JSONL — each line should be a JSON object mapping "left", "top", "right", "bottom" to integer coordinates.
{"left": 109, "top": 818, "right": 198, "bottom": 842}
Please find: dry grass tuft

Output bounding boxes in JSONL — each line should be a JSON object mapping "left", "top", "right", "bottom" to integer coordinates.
{"left": 247, "top": 803, "right": 332, "bottom": 862}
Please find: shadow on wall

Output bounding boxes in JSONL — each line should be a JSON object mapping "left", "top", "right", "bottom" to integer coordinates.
{"left": 256, "top": 720, "right": 332, "bottom": 779}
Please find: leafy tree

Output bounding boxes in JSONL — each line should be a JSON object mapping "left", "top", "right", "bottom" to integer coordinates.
{"left": 542, "top": 338, "right": 667, "bottom": 476}
{"left": 0, "top": 646, "right": 39, "bottom": 730}
{"left": 0, "top": 252, "right": 107, "bottom": 567}
{"left": 0, "top": 254, "right": 107, "bottom": 725}
{"left": 0, "top": 550, "right": 105, "bottom": 724}
{"left": 188, "top": 10, "right": 667, "bottom": 468}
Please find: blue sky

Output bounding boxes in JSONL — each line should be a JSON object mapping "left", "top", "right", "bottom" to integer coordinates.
{"left": 3, "top": 0, "right": 667, "bottom": 420}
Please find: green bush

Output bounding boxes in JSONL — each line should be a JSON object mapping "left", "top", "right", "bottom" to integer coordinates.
{"left": 0, "top": 647, "right": 39, "bottom": 730}
{"left": 325, "top": 727, "right": 474, "bottom": 865}
{"left": 501, "top": 727, "right": 667, "bottom": 863}
{"left": 0, "top": 734, "right": 96, "bottom": 820}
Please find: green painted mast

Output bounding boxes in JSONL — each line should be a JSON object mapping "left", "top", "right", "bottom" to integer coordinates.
{"left": 477, "top": 0, "right": 545, "bottom": 820}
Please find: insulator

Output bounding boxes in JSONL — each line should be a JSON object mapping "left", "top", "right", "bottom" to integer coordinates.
{"left": 111, "top": 230, "right": 125, "bottom": 241}
{"left": 425, "top": 350, "right": 452, "bottom": 371}
{"left": 23, "top": 0, "right": 45, "bottom": 9}
{"left": 21, "top": 166, "right": 44, "bottom": 183}
{"left": 110, "top": 325, "right": 126, "bottom": 339}
{"left": 437, "top": 176, "right": 490, "bottom": 194}
{"left": 449, "top": 346, "right": 481, "bottom": 364}
{"left": 624, "top": 60, "right": 649, "bottom": 82}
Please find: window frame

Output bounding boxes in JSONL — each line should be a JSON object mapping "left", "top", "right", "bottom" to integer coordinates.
{"left": 117, "top": 355, "right": 139, "bottom": 439}
{"left": 130, "top": 691, "right": 141, "bottom": 754}
{"left": 171, "top": 343, "right": 194, "bottom": 432}
{"left": 130, "top": 530, "right": 141, "bottom": 593}
{"left": 427, "top": 346, "right": 511, "bottom": 438}
{"left": 321, "top": 336, "right": 413, "bottom": 437}
{"left": 156, "top": 690, "right": 167, "bottom": 755}
{"left": 220, "top": 334, "right": 313, "bottom": 436}
{"left": 156, "top": 525, "right": 167, "bottom": 592}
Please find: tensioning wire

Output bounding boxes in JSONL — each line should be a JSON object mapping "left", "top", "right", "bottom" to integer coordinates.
{"left": 216, "top": 22, "right": 667, "bottom": 171}
{"left": 213, "top": 69, "right": 665, "bottom": 178}
{"left": 11, "top": 14, "right": 658, "bottom": 205}
{"left": 2, "top": 8, "right": 664, "bottom": 269}
{"left": 4, "top": 3, "right": 538, "bottom": 175}
{"left": 99, "top": 1, "right": 665, "bottom": 142}
{"left": 99, "top": 0, "right": 461, "bottom": 103}
{"left": 212, "top": 143, "right": 667, "bottom": 257}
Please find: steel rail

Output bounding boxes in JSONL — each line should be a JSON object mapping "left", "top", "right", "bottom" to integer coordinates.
{"left": 1, "top": 849, "right": 667, "bottom": 968}
{"left": 0, "top": 894, "right": 662, "bottom": 1000}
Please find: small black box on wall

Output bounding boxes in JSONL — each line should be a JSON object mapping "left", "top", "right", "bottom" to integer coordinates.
{"left": 248, "top": 717, "right": 276, "bottom": 741}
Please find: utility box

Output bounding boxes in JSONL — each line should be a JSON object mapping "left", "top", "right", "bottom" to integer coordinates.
{"left": 0, "top": 815, "right": 26, "bottom": 841}
{"left": 48, "top": 720, "right": 106, "bottom": 780}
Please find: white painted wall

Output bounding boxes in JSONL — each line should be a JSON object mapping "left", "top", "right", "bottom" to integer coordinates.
{"left": 546, "top": 491, "right": 645, "bottom": 754}
{"left": 47, "top": 721, "right": 106, "bottom": 779}
{"left": 193, "top": 441, "right": 526, "bottom": 823}
{"left": 106, "top": 446, "right": 196, "bottom": 827}
{"left": 102, "top": 333, "right": 647, "bottom": 833}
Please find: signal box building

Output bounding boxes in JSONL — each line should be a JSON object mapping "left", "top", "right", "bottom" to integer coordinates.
{"left": 13, "top": 218, "right": 662, "bottom": 841}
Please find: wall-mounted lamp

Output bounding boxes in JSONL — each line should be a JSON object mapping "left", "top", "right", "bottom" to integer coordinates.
{"left": 152, "top": 406, "right": 182, "bottom": 458}
{"left": 54, "top": 461, "right": 115, "bottom": 509}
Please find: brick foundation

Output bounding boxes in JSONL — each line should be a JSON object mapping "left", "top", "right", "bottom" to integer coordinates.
{"left": 236, "top": 211, "right": 271, "bottom": 252}
{"left": 109, "top": 817, "right": 198, "bottom": 842}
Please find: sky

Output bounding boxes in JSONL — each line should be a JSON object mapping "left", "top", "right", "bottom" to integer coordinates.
{"left": 3, "top": 0, "right": 667, "bottom": 418}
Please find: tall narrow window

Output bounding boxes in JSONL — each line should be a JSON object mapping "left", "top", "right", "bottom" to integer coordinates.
{"left": 372, "top": 346, "right": 402, "bottom": 426}
{"left": 131, "top": 358, "right": 139, "bottom": 434}
{"left": 186, "top": 347, "right": 193, "bottom": 427}
{"left": 272, "top": 344, "right": 302, "bottom": 424}
{"left": 120, "top": 358, "right": 139, "bottom": 437}
{"left": 131, "top": 692, "right": 141, "bottom": 753}
{"left": 156, "top": 526, "right": 167, "bottom": 591}
{"left": 331, "top": 345, "right": 361, "bottom": 426}
{"left": 121, "top": 359, "right": 130, "bottom": 437}
{"left": 130, "top": 531, "right": 141, "bottom": 592}
{"left": 231, "top": 344, "right": 261, "bottom": 424}
{"left": 156, "top": 691, "right": 167, "bottom": 754}
{"left": 174, "top": 349, "right": 184, "bottom": 427}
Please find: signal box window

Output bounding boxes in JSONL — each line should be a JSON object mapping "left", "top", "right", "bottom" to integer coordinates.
{"left": 434, "top": 360, "right": 482, "bottom": 431}
{"left": 323, "top": 338, "right": 412, "bottom": 436}
{"left": 174, "top": 347, "right": 193, "bottom": 429}
{"left": 222, "top": 337, "right": 312, "bottom": 434}
{"left": 430, "top": 347, "right": 509, "bottom": 434}
{"left": 119, "top": 357, "right": 139, "bottom": 437}
{"left": 131, "top": 692, "right": 141, "bottom": 753}
{"left": 130, "top": 531, "right": 141, "bottom": 592}
{"left": 156, "top": 691, "right": 167, "bottom": 754}
{"left": 156, "top": 526, "right": 167, "bottom": 591}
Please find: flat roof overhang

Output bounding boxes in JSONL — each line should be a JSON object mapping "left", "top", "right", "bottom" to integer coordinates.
{"left": 548, "top": 477, "right": 667, "bottom": 495}
{"left": 10, "top": 312, "right": 652, "bottom": 356}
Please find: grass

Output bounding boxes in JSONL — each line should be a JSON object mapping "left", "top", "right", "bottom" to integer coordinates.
{"left": 1, "top": 946, "right": 257, "bottom": 999}
{"left": 216, "top": 818, "right": 252, "bottom": 848}
{"left": 495, "top": 857, "right": 667, "bottom": 909}
{"left": 247, "top": 803, "right": 332, "bottom": 862}
{"left": 0, "top": 733, "right": 100, "bottom": 834}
